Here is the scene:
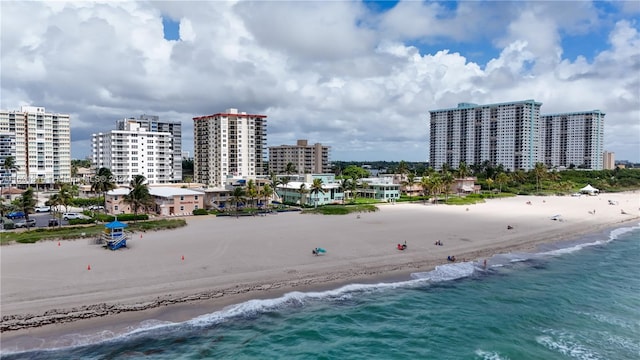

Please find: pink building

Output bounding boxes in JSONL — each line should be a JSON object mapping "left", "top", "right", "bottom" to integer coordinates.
{"left": 106, "top": 187, "right": 205, "bottom": 216}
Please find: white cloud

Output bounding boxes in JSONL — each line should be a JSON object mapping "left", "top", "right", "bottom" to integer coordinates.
{"left": 1, "top": 1, "right": 638, "bottom": 162}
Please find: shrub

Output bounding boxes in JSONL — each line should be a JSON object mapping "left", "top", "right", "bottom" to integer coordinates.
{"left": 192, "top": 208, "right": 209, "bottom": 215}
{"left": 68, "top": 218, "right": 96, "bottom": 225}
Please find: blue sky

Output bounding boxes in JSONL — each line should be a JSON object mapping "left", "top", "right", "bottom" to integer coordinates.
{"left": 2, "top": 1, "right": 640, "bottom": 162}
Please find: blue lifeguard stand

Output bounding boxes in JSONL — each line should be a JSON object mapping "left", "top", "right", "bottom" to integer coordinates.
{"left": 103, "top": 219, "right": 128, "bottom": 250}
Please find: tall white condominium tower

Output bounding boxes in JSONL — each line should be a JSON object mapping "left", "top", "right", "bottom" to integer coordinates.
{"left": 0, "top": 106, "right": 71, "bottom": 186}
{"left": 269, "top": 139, "right": 331, "bottom": 174}
{"left": 193, "top": 108, "right": 267, "bottom": 187}
{"left": 429, "top": 100, "right": 542, "bottom": 171}
{"left": 116, "top": 115, "right": 182, "bottom": 182}
{"left": 541, "top": 110, "right": 605, "bottom": 170}
{"left": 92, "top": 120, "right": 174, "bottom": 185}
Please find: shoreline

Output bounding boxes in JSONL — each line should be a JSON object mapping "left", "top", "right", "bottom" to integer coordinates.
{"left": 1, "top": 193, "right": 639, "bottom": 351}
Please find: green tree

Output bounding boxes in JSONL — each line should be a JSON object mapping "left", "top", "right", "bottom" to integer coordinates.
{"left": 259, "top": 183, "right": 273, "bottom": 209}
{"left": 441, "top": 171, "right": 455, "bottom": 201}
{"left": 14, "top": 188, "right": 37, "bottom": 225}
{"left": 91, "top": 167, "right": 116, "bottom": 210}
{"left": 338, "top": 178, "right": 351, "bottom": 204}
{"left": 298, "top": 183, "right": 308, "bottom": 206}
{"left": 343, "top": 165, "right": 370, "bottom": 180}
{"left": 3, "top": 155, "right": 19, "bottom": 189}
{"left": 245, "top": 179, "right": 258, "bottom": 208}
{"left": 486, "top": 178, "right": 495, "bottom": 192}
{"left": 285, "top": 162, "right": 297, "bottom": 176}
{"left": 532, "top": 162, "right": 548, "bottom": 193}
{"left": 495, "top": 172, "right": 510, "bottom": 193}
{"left": 123, "top": 175, "right": 153, "bottom": 221}
{"left": 57, "top": 183, "right": 76, "bottom": 213}
{"left": 309, "top": 178, "right": 325, "bottom": 208}
{"left": 231, "top": 186, "right": 246, "bottom": 217}
{"left": 396, "top": 160, "right": 409, "bottom": 177}
{"left": 457, "top": 161, "right": 471, "bottom": 178}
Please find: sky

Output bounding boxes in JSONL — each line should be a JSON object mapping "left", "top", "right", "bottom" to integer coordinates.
{"left": 1, "top": 0, "right": 639, "bottom": 162}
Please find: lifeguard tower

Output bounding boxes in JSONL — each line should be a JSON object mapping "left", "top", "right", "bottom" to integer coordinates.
{"left": 103, "top": 220, "right": 128, "bottom": 250}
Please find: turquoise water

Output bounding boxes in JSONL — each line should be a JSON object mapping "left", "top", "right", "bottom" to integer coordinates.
{"left": 2, "top": 224, "right": 639, "bottom": 360}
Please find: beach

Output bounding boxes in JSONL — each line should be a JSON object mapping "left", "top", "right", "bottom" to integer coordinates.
{"left": 1, "top": 193, "right": 639, "bottom": 348}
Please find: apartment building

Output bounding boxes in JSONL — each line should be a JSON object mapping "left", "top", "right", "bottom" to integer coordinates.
{"left": 0, "top": 133, "right": 16, "bottom": 186}
{"left": 116, "top": 115, "right": 182, "bottom": 182}
{"left": 268, "top": 139, "right": 331, "bottom": 174}
{"left": 429, "top": 100, "right": 542, "bottom": 171}
{"left": 603, "top": 151, "right": 615, "bottom": 170}
{"left": 429, "top": 100, "right": 606, "bottom": 171}
{"left": 193, "top": 108, "right": 267, "bottom": 187}
{"left": 0, "top": 106, "right": 71, "bottom": 186}
{"left": 92, "top": 120, "right": 174, "bottom": 185}
{"left": 541, "top": 111, "right": 605, "bottom": 170}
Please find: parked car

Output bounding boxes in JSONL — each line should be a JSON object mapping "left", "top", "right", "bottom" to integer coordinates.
{"left": 6, "top": 211, "right": 25, "bottom": 219}
{"left": 35, "top": 206, "right": 51, "bottom": 212}
{"left": 62, "top": 212, "right": 86, "bottom": 220}
{"left": 88, "top": 205, "right": 105, "bottom": 211}
{"left": 15, "top": 218, "right": 37, "bottom": 228}
{"left": 62, "top": 213, "right": 85, "bottom": 220}
{"left": 48, "top": 218, "right": 59, "bottom": 227}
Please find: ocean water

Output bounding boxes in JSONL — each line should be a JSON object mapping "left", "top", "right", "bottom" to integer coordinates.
{"left": 2, "top": 224, "right": 639, "bottom": 360}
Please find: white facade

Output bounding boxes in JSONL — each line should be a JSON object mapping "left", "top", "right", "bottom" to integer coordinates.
{"left": 0, "top": 106, "right": 71, "bottom": 186}
{"left": 541, "top": 111, "right": 605, "bottom": 170}
{"left": 0, "top": 133, "right": 16, "bottom": 186}
{"left": 193, "top": 108, "right": 267, "bottom": 187}
{"left": 268, "top": 139, "right": 331, "bottom": 174}
{"left": 429, "top": 100, "right": 542, "bottom": 171}
{"left": 116, "top": 115, "right": 182, "bottom": 182}
{"left": 92, "top": 120, "right": 174, "bottom": 185}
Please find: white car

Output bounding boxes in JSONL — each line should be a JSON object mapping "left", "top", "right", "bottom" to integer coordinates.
{"left": 35, "top": 206, "right": 51, "bottom": 212}
{"left": 62, "top": 212, "right": 88, "bottom": 220}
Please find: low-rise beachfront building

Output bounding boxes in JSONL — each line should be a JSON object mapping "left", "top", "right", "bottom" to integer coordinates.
{"left": 276, "top": 174, "right": 344, "bottom": 206}
{"left": 358, "top": 177, "right": 401, "bottom": 202}
{"left": 0, "top": 187, "right": 24, "bottom": 202}
{"left": 106, "top": 187, "right": 204, "bottom": 216}
{"left": 451, "top": 177, "right": 481, "bottom": 194}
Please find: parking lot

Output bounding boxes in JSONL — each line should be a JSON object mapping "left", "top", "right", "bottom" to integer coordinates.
{"left": 3, "top": 212, "right": 72, "bottom": 229}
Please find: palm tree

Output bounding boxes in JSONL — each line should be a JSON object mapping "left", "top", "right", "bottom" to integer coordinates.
{"left": 259, "top": 184, "right": 273, "bottom": 210}
{"left": 279, "top": 176, "right": 290, "bottom": 203}
{"left": 3, "top": 156, "right": 19, "bottom": 190}
{"left": 338, "top": 178, "right": 351, "bottom": 204}
{"left": 402, "top": 172, "right": 416, "bottom": 200}
{"left": 245, "top": 179, "right": 258, "bottom": 209}
{"left": 91, "top": 167, "right": 116, "bottom": 210}
{"left": 428, "top": 174, "right": 443, "bottom": 204}
{"left": 123, "top": 175, "right": 153, "bottom": 221}
{"left": 14, "top": 188, "right": 37, "bottom": 226}
{"left": 46, "top": 193, "right": 63, "bottom": 227}
{"left": 457, "top": 161, "right": 470, "bottom": 178}
{"left": 57, "top": 183, "right": 76, "bottom": 213}
{"left": 495, "top": 172, "right": 510, "bottom": 193}
{"left": 309, "top": 178, "right": 325, "bottom": 208}
{"left": 231, "top": 186, "right": 246, "bottom": 218}
{"left": 348, "top": 178, "right": 359, "bottom": 203}
{"left": 441, "top": 171, "right": 455, "bottom": 201}
{"left": 268, "top": 172, "right": 282, "bottom": 202}
{"left": 486, "top": 178, "right": 495, "bottom": 193}
{"left": 297, "top": 183, "right": 308, "bottom": 206}
{"left": 532, "top": 162, "right": 547, "bottom": 193}
{"left": 285, "top": 162, "right": 297, "bottom": 176}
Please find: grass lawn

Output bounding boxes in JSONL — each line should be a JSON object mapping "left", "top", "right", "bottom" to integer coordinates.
{"left": 301, "top": 204, "right": 379, "bottom": 215}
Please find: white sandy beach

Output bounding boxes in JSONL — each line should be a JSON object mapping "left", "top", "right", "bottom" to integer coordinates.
{"left": 1, "top": 193, "right": 639, "bottom": 342}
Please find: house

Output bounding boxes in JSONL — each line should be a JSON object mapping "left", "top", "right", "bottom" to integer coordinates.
{"left": 276, "top": 174, "right": 345, "bottom": 206}
{"left": 1, "top": 187, "right": 25, "bottom": 202}
{"left": 106, "top": 187, "right": 205, "bottom": 216}
{"left": 452, "top": 177, "right": 481, "bottom": 194}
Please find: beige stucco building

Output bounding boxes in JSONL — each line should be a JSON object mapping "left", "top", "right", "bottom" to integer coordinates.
{"left": 268, "top": 139, "right": 331, "bottom": 174}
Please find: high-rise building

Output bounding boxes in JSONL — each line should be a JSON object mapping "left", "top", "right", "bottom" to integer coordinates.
{"left": 0, "top": 133, "right": 16, "bottom": 186}
{"left": 429, "top": 100, "right": 542, "bottom": 171}
{"left": 541, "top": 110, "right": 605, "bottom": 170}
{"left": 429, "top": 100, "right": 606, "bottom": 171}
{"left": 193, "top": 108, "right": 267, "bottom": 187}
{"left": 269, "top": 139, "right": 331, "bottom": 174}
{"left": 116, "top": 115, "right": 182, "bottom": 182}
{"left": 0, "top": 106, "right": 71, "bottom": 186}
{"left": 603, "top": 151, "right": 615, "bottom": 170}
{"left": 92, "top": 120, "right": 174, "bottom": 185}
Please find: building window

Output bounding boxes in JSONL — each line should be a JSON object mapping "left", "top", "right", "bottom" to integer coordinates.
{"left": 180, "top": 205, "right": 184, "bottom": 211}
{"left": 180, "top": 195, "right": 184, "bottom": 200}
{"left": 195, "top": 195, "right": 198, "bottom": 200}
{"left": 114, "top": 205, "right": 119, "bottom": 211}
